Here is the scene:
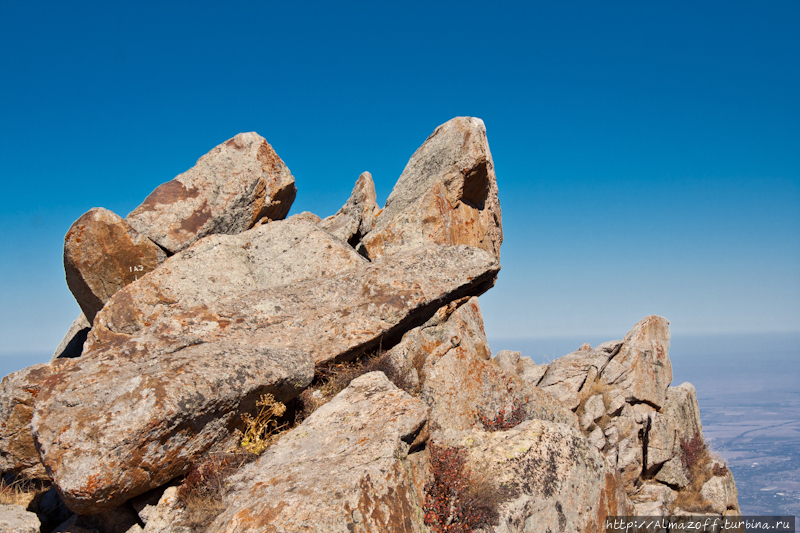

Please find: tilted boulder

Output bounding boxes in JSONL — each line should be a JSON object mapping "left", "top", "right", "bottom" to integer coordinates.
{"left": 31, "top": 343, "right": 314, "bottom": 514}
{"left": 87, "top": 244, "right": 499, "bottom": 366}
{"left": 0, "top": 363, "right": 59, "bottom": 479}
{"left": 358, "top": 117, "right": 502, "bottom": 260}
{"left": 127, "top": 132, "right": 296, "bottom": 254}
{"left": 211, "top": 372, "right": 428, "bottom": 533}
{"left": 52, "top": 313, "right": 91, "bottom": 360}
{"left": 436, "top": 419, "right": 633, "bottom": 532}
{"left": 320, "top": 171, "right": 381, "bottom": 245}
{"left": 64, "top": 208, "right": 167, "bottom": 323}
{"left": 384, "top": 297, "right": 577, "bottom": 432}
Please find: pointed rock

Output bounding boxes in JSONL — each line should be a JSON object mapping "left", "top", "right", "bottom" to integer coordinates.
{"left": 86, "top": 244, "right": 499, "bottom": 366}
{"left": 52, "top": 313, "right": 91, "bottom": 360}
{"left": 31, "top": 343, "right": 314, "bottom": 514}
{"left": 320, "top": 172, "right": 380, "bottom": 245}
{"left": 127, "top": 132, "right": 296, "bottom": 254}
{"left": 64, "top": 208, "right": 166, "bottom": 323}
{"left": 211, "top": 372, "right": 428, "bottom": 533}
{"left": 358, "top": 117, "right": 502, "bottom": 260}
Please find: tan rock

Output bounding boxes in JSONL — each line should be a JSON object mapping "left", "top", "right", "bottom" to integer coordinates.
{"left": 0, "top": 504, "right": 40, "bottom": 533}
{"left": 655, "top": 456, "right": 690, "bottom": 489}
{"left": 87, "top": 244, "right": 499, "bottom": 366}
{"left": 631, "top": 482, "right": 677, "bottom": 517}
{"left": 701, "top": 470, "right": 739, "bottom": 514}
{"left": 52, "top": 313, "right": 91, "bottom": 360}
{"left": 600, "top": 315, "right": 673, "bottom": 409}
{"left": 580, "top": 394, "right": 605, "bottom": 430}
{"left": 0, "top": 363, "right": 59, "bottom": 479}
{"left": 359, "top": 117, "right": 502, "bottom": 261}
{"left": 537, "top": 347, "right": 610, "bottom": 410}
{"left": 211, "top": 372, "right": 428, "bottom": 533}
{"left": 32, "top": 344, "right": 314, "bottom": 514}
{"left": 645, "top": 411, "right": 678, "bottom": 471}
{"left": 64, "top": 208, "right": 166, "bottom": 322}
{"left": 320, "top": 172, "right": 381, "bottom": 245}
{"left": 663, "top": 382, "right": 704, "bottom": 442}
{"left": 127, "top": 132, "right": 296, "bottom": 254}
{"left": 439, "top": 419, "right": 633, "bottom": 532}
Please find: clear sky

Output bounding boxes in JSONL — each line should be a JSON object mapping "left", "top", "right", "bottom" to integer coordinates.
{"left": 1, "top": 1, "right": 798, "bottom": 371}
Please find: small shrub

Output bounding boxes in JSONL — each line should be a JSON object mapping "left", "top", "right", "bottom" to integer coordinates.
{"left": 673, "top": 432, "right": 732, "bottom": 513}
{"left": 712, "top": 463, "right": 728, "bottom": 477}
{"left": 477, "top": 399, "right": 526, "bottom": 432}
{"left": 679, "top": 433, "right": 709, "bottom": 481}
{"left": 238, "top": 393, "right": 287, "bottom": 455}
{"left": 423, "top": 443, "right": 505, "bottom": 532}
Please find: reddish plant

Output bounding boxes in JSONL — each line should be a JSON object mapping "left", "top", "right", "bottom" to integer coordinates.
{"left": 477, "top": 399, "right": 526, "bottom": 432}
{"left": 423, "top": 444, "right": 502, "bottom": 532}
{"left": 679, "top": 433, "right": 707, "bottom": 478}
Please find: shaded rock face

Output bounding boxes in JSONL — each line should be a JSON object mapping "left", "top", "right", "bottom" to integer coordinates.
{"left": 212, "top": 372, "right": 428, "bottom": 533}
{"left": 320, "top": 172, "right": 381, "bottom": 245}
{"left": 87, "top": 244, "right": 499, "bottom": 366}
{"left": 64, "top": 208, "right": 167, "bottom": 323}
{"left": 437, "top": 419, "right": 633, "bottom": 532}
{"left": 52, "top": 313, "right": 91, "bottom": 360}
{"left": 127, "top": 132, "right": 297, "bottom": 254}
{"left": 0, "top": 363, "right": 58, "bottom": 479}
{"left": 359, "top": 117, "right": 502, "bottom": 261}
{"left": 384, "top": 297, "right": 577, "bottom": 432}
{"left": 31, "top": 344, "right": 314, "bottom": 514}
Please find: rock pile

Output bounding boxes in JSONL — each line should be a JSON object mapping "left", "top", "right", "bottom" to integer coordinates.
{"left": 0, "top": 117, "right": 738, "bottom": 532}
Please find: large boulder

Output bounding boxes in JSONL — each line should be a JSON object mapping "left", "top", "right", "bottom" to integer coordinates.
{"left": 320, "top": 172, "right": 381, "bottom": 245}
{"left": 31, "top": 344, "right": 314, "bottom": 514}
{"left": 64, "top": 208, "right": 166, "bottom": 323}
{"left": 0, "top": 363, "right": 58, "bottom": 479}
{"left": 87, "top": 244, "right": 500, "bottom": 366}
{"left": 358, "top": 117, "right": 502, "bottom": 261}
{"left": 384, "top": 297, "right": 576, "bottom": 432}
{"left": 127, "top": 132, "right": 296, "bottom": 254}
{"left": 436, "top": 419, "right": 633, "bottom": 532}
{"left": 211, "top": 372, "right": 428, "bottom": 533}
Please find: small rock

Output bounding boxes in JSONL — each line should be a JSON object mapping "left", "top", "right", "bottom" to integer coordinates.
{"left": 580, "top": 394, "right": 605, "bottom": 430}
{"left": 655, "top": 456, "right": 690, "bottom": 489}
{"left": 701, "top": 470, "right": 739, "bottom": 514}
{"left": 320, "top": 172, "right": 381, "bottom": 245}
{"left": 52, "top": 313, "right": 91, "bottom": 360}
{"left": 0, "top": 504, "right": 40, "bottom": 533}
{"left": 493, "top": 350, "right": 521, "bottom": 376}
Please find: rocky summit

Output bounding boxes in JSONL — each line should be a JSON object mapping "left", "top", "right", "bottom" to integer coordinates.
{"left": 0, "top": 117, "right": 739, "bottom": 532}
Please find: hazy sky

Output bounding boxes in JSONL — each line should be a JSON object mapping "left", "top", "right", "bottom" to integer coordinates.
{"left": 1, "top": 1, "right": 798, "bottom": 370}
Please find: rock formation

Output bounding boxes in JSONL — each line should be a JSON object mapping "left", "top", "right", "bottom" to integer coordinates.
{"left": 0, "top": 117, "right": 739, "bottom": 532}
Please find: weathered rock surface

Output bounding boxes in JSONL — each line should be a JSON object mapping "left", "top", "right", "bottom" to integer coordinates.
{"left": 437, "top": 419, "right": 633, "bottom": 532}
{"left": 630, "top": 482, "right": 677, "bottom": 516}
{"left": 601, "top": 315, "right": 673, "bottom": 409}
{"left": 0, "top": 363, "right": 59, "bottom": 479}
{"left": 52, "top": 313, "right": 91, "bottom": 360}
{"left": 320, "top": 172, "right": 381, "bottom": 245}
{"left": 212, "top": 372, "right": 428, "bottom": 533}
{"left": 662, "top": 382, "right": 703, "bottom": 442}
{"left": 64, "top": 208, "right": 167, "bottom": 323}
{"left": 0, "top": 504, "right": 40, "bottom": 533}
{"left": 359, "top": 117, "right": 502, "bottom": 261}
{"left": 383, "top": 297, "right": 577, "bottom": 432}
{"left": 655, "top": 456, "right": 690, "bottom": 489}
{"left": 701, "top": 470, "right": 739, "bottom": 514}
{"left": 87, "top": 244, "right": 499, "bottom": 366}
{"left": 32, "top": 344, "right": 314, "bottom": 514}
{"left": 537, "top": 341, "right": 622, "bottom": 410}
{"left": 127, "top": 132, "right": 296, "bottom": 254}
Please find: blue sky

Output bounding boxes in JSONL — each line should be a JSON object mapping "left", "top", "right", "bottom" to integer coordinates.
{"left": 1, "top": 1, "right": 798, "bottom": 372}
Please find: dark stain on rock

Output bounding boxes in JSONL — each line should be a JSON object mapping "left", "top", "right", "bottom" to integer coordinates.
{"left": 139, "top": 179, "right": 201, "bottom": 210}
{"left": 177, "top": 199, "right": 212, "bottom": 236}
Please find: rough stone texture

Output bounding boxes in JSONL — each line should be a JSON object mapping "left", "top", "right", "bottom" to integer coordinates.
{"left": 139, "top": 487, "right": 189, "bottom": 533}
{"left": 645, "top": 411, "right": 678, "bottom": 471}
{"left": 537, "top": 342, "right": 621, "bottom": 410}
{"left": 600, "top": 315, "right": 673, "bottom": 409}
{"left": 438, "top": 419, "right": 633, "bottom": 532}
{"left": 212, "top": 372, "right": 428, "bottom": 533}
{"left": 32, "top": 344, "right": 314, "bottom": 514}
{"left": 359, "top": 117, "right": 502, "bottom": 261}
{"left": 701, "top": 471, "right": 739, "bottom": 514}
{"left": 52, "top": 313, "right": 91, "bottom": 360}
{"left": 493, "top": 350, "right": 521, "bottom": 376}
{"left": 0, "top": 363, "right": 59, "bottom": 479}
{"left": 64, "top": 208, "right": 167, "bottom": 322}
{"left": 655, "top": 456, "right": 690, "bottom": 489}
{"left": 320, "top": 172, "right": 381, "bottom": 245}
{"left": 383, "top": 297, "right": 577, "bottom": 432}
{"left": 0, "top": 504, "right": 40, "bottom": 533}
{"left": 87, "top": 244, "right": 499, "bottom": 366}
{"left": 580, "top": 394, "right": 605, "bottom": 430}
{"left": 519, "top": 358, "right": 548, "bottom": 386}
{"left": 663, "top": 382, "right": 704, "bottom": 442}
{"left": 127, "top": 132, "right": 296, "bottom": 254}
{"left": 630, "top": 482, "right": 677, "bottom": 516}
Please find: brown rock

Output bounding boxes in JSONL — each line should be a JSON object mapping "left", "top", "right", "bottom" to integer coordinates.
{"left": 127, "top": 132, "right": 296, "bottom": 254}
{"left": 31, "top": 343, "right": 314, "bottom": 514}
{"left": 438, "top": 419, "right": 633, "bottom": 532}
{"left": 87, "top": 244, "right": 499, "bottom": 366}
{"left": 0, "top": 363, "right": 59, "bottom": 479}
{"left": 64, "top": 208, "right": 166, "bottom": 322}
{"left": 383, "top": 297, "right": 577, "bottom": 432}
{"left": 320, "top": 172, "right": 381, "bottom": 245}
{"left": 358, "top": 117, "right": 502, "bottom": 260}
{"left": 211, "top": 372, "right": 428, "bottom": 533}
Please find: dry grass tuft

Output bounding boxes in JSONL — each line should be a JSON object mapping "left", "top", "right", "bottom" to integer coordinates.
{"left": 672, "top": 433, "right": 732, "bottom": 513}
{"left": 0, "top": 477, "right": 47, "bottom": 508}
{"left": 237, "top": 393, "right": 287, "bottom": 455}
